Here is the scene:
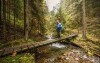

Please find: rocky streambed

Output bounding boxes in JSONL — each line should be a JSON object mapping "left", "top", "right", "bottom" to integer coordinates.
{"left": 35, "top": 42, "right": 100, "bottom": 63}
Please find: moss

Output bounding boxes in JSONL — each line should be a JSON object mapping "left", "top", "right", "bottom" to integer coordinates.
{"left": 73, "top": 34, "right": 100, "bottom": 56}
{"left": 0, "top": 53, "right": 35, "bottom": 63}
{"left": 0, "top": 38, "right": 37, "bottom": 48}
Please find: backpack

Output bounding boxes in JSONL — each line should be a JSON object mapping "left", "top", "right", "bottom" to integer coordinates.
{"left": 57, "top": 23, "right": 63, "bottom": 30}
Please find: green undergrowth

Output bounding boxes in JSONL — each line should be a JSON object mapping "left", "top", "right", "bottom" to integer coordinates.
{"left": 0, "top": 38, "right": 36, "bottom": 49}
{"left": 0, "top": 35, "right": 47, "bottom": 49}
{"left": 0, "top": 53, "right": 35, "bottom": 63}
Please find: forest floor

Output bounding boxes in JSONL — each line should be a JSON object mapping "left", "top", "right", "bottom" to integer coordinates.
{"left": 1, "top": 34, "right": 99, "bottom": 63}
{"left": 0, "top": 30, "right": 99, "bottom": 63}
{"left": 73, "top": 34, "right": 100, "bottom": 56}
{"left": 0, "top": 53, "right": 35, "bottom": 63}
{"left": 0, "top": 34, "right": 46, "bottom": 49}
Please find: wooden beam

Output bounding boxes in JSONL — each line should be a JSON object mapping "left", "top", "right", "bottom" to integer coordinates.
{"left": 0, "top": 34, "right": 78, "bottom": 57}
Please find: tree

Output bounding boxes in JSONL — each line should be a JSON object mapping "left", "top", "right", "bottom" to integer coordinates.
{"left": 3, "top": 0, "right": 7, "bottom": 42}
{"left": 13, "top": 0, "right": 16, "bottom": 39}
{"left": 0, "top": 0, "right": 1, "bottom": 20}
{"left": 82, "top": 0, "right": 87, "bottom": 39}
{"left": 0, "top": 0, "right": 1, "bottom": 23}
{"left": 28, "top": 0, "right": 47, "bottom": 36}
{"left": 0, "top": 0, "right": 3, "bottom": 40}
{"left": 24, "top": 0, "right": 29, "bottom": 40}
{"left": 7, "top": 0, "right": 10, "bottom": 39}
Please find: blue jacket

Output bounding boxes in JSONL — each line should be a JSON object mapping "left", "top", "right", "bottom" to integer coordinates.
{"left": 57, "top": 23, "right": 62, "bottom": 30}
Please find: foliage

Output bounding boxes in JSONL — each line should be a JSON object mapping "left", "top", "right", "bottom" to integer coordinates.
{"left": 0, "top": 0, "right": 48, "bottom": 43}
{"left": 28, "top": 0, "right": 48, "bottom": 35}
{"left": 58, "top": 0, "right": 100, "bottom": 38}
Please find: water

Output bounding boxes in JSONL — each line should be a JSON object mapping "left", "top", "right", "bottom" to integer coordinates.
{"left": 35, "top": 42, "right": 100, "bottom": 63}
{"left": 50, "top": 43, "right": 66, "bottom": 48}
{"left": 46, "top": 34, "right": 53, "bottom": 40}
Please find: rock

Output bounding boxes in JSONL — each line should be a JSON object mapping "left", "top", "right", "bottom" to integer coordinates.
{"left": 83, "top": 55, "right": 87, "bottom": 59}
{"left": 63, "top": 53, "right": 67, "bottom": 56}
{"left": 75, "top": 58, "right": 79, "bottom": 60}
{"left": 65, "top": 57, "right": 69, "bottom": 60}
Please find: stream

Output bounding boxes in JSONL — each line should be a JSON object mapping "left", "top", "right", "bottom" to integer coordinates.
{"left": 34, "top": 36, "right": 100, "bottom": 63}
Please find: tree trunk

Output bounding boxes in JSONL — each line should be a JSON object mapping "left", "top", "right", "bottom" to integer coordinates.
{"left": 8, "top": 0, "right": 10, "bottom": 24}
{"left": 0, "top": 0, "right": 1, "bottom": 22}
{"left": 7, "top": 0, "right": 10, "bottom": 40}
{"left": 82, "top": 0, "right": 87, "bottom": 39}
{"left": 6, "top": 0, "right": 9, "bottom": 41}
{"left": 24, "top": 0, "right": 29, "bottom": 40}
{"left": 13, "top": 0, "right": 16, "bottom": 39}
{"left": 3, "top": 0, "right": 7, "bottom": 42}
{"left": 0, "top": 0, "right": 1, "bottom": 28}
{"left": 0, "top": 0, "right": 3, "bottom": 40}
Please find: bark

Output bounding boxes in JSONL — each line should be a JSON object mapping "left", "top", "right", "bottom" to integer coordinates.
{"left": 6, "top": 0, "right": 9, "bottom": 41}
{"left": 24, "top": 0, "right": 29, "bottom": 40}
{"left": 7, "top": 0, "right": 10, "bottom": 39}
{"left": 82, "top": 0, "right": 87, "bottom": 39}
{"left": 0, "top": 0, "right": 1, "bottom": 21}
{"left": 0, "top": 0, "right": 3, "bottom": 39}
{"left": 13, "top": 0, "right": 16, "bottom": 39}
{"left": 3, "top": 0, "right": 7, "bottom": 42}
{"left": 0, "top": 0, "right": 1, "bottom": 26}
{"left": 8, "top": 0, "right": 10, "bottom": 24}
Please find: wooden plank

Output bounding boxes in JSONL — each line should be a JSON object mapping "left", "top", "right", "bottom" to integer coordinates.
{"left": 13, "top": 46, "right": 21, "bottom": 52}
{"left": 32, "top": 43, "right": 35, "bottom": 46}
{"left": 21, "top": 45, "right": 28, "bottom": 51}
{"left": 0, "top": 34, "right": 78, "bottom": 57}
{"left": 0, "top": 49, "right": 5, "bottom": 57}
{"left": 2, "top": 48, "right": 10, "bottom": 56}
{"left": 7, "top": 48, "right": 13, "bottom": 54}
{"left": 34, "top": 43, "right": 39, "bottom": 47}
{"left": 27, "top": 44, "right": 34, "bottom": 49}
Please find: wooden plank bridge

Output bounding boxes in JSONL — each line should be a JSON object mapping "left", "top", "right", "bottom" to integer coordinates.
{"left": 0, "top": 34, "right": 78, "bottom": 57}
